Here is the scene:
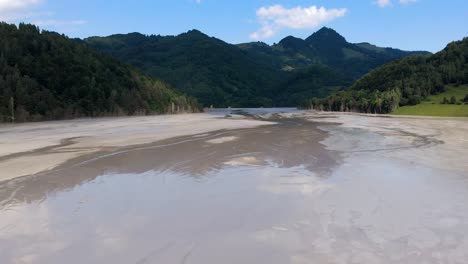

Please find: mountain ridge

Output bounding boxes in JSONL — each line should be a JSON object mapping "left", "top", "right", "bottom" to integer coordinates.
{"left": 85, "top": 27, "right": 430, "bottom": 107}
{"left": 306, "top": 37, "right": 468, "bottom": 114}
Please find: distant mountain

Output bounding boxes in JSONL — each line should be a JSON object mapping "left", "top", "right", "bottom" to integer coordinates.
{"left": 240, "top": 27, "right": 430, "bottom": 80}
{"left": 86, "top": 27, "right": 429, "bottom": 107}
{"left": 306, "top": 37, "right": 468, "bottom": 114}
{"left": 0, "top": 23, "right": 199, "bottom": 122}
{"left": 86, "top": 30, "right": 279, "bottom": 107}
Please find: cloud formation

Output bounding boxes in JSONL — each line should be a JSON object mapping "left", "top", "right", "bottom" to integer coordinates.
{"left": 375, "top": 0, "right": 392, "bottom": 8}
{"left": 375, "top": 0, "right": 417, "bottom": 8}
{"left": 250, "top": 5, "right": 347, "bottom": 40}
{"left": 0, "top": 0, "right": 86, "bottom": 33}
{"left": 399, "top": 0, "right": 417, "bottom": 4}
{"left": 0, "top": 0, "right": 42, "bottom": 12}
{"left": 0, "top": 0, "right": 43, "bottom": 20}
{"left": 33, "top": 19, "right": 87, "bottom": 27}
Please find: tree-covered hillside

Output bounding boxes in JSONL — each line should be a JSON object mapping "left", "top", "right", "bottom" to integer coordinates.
{"left": 86, "top": 27, "right": 427, "bottom": 107}
{"left": 86, "top": 30, "right": 279, "bottom": 107}
{"left": 306, "top": 37, "right": 468, "bottom": 114}
{"left": 274, "top": 65, "right": 351, "bottom": 106}
{"left": 0, "top": 23, "right": 200, "bottom": 122}
{"left": 240, "top": 27, "right": 429, "bottom": 80}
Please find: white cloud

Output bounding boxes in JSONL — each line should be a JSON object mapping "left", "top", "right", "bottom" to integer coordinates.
{"left": 33, "top": 19, "right": 87, "bottom": 27}
{"left": 400, "top": 0, "right": 417, "bottom": 4}
{"left": 195, "top": 0, "right": 201, "bottom": 4}
{"left": 250, "top": 5, "right": 347, "bottom": 40}
{"left": 375, "top": 0, "right": 392, "bottom": 8}
{"left": 0, "top": 0, "right": 87, "bottom": 33}
{"left": 0, "top": 0, "right": 42, "bottom": 12}
{"left": 375, "top": 0, "right": 417, "bottom": 8}
{"left": 0, "top": 0, "right": 43, "bottom": 20}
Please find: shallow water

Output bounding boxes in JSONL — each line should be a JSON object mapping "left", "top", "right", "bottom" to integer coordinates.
{"left": 1, "top": 110, "right": 468, "bottom": 263}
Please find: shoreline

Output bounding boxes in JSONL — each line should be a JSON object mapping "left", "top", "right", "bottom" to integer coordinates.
{"left": 299, "top": 109, "right": 468, "bottom": 120}
{"left": 0, "top": 113, "right": 276, "bottom": 182}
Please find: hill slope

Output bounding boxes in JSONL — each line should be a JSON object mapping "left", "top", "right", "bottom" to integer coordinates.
{"left": 86, "top": 30, "right": 279, "bottom": 107}
{"left": 239, "top": 27, "right": 429, "bottom": 80}
{"left": 306, "top": 37, "right": 468, "bottom": 114}
{"left": 86, "top": 27, "right": 427, "bottom": 107}
{"left": 0, "top": 23, "right": 199, "bottom": 122}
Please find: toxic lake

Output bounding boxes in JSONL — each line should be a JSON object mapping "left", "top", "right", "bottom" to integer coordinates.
{"left": 1, "top": 109, "right": 468, "bottom": 263}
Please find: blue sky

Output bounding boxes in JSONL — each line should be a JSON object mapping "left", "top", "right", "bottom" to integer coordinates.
{"left": 1, "top": 0, "right": 467, "bottom": 52}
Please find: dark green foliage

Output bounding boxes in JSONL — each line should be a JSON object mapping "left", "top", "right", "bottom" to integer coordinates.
{"left": 273, "top": 65, "right": 351, "bottom": 106}
{"left": 308, "top": 37, "right": 468, "bottom": 113}
{"left": 0, "top": 23, "right": 200, "bottom": 122}
{"left": 241, "top": 28, "right": 429, "bottom": 81}
{"left": 450, "top": 96, "right": 457, "bottom": 104}
{"left": 442, "top": 97, "right": 449, "bottom": 104}
{"left": 463, "top": 94, "right": 468, "bottom": 103}
{"left": 86, "top": 27, "right": 426, "bottom": 107}
{"left": 305, "top": 89, "right": 401, "bottom": 114}
{"left": 86, "top": 30, "right": 278, "bottom": 107}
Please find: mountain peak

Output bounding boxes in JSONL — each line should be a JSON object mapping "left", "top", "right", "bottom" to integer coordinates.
{"left": 186, "top": 29, "right": 203, "bottom": 34}
{"left": 180, "top": 29, "right": 208, "bottom": 38}
{"left": 277, "top": 35, "right": 307, "bottom": 51}
{"left": 305, "top": 27, "right": 347, "bottom": 45}
{"left": 278, "top": 36, "right": 305, "bottom": 45}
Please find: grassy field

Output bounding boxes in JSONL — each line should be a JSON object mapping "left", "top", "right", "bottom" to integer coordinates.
{"left": 393, "top": 85, "right": 468, "bottom": 117}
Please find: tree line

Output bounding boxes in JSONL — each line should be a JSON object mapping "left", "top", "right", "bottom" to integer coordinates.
{"left": 304, "top": 38, "right": 468, "bottom": 113}
{"left": 0, "top": 23, "right": 200, "bottom": 122}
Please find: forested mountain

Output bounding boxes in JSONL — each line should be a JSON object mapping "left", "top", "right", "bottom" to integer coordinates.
{"left": 306, "top": 38, "right": 468, "bottom": 114}
{"left": 274, "top": 65, "right": 350, "bottom": 106}
{"left": 0, "top": 23, "right": 199, "bottom": 122}
{"left": 86, "top": 27, "right": 427, "bottom": 107}
{"left": 86, "top": 30, "right": 279, "bottom": 107}
{"left": 240, "top": 27, "right": 429, "bottom": 80}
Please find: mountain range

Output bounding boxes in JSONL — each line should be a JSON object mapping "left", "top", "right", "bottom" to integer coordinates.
{"left": 3, "top": 22, "right": 450, "bottom": 123}
{"left": 86, "top": 27, "right": 429, "bottom": 107}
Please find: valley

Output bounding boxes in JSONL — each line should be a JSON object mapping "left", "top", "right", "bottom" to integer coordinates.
{"left": 1, "top": 3, "right": 468, "bottom": 262}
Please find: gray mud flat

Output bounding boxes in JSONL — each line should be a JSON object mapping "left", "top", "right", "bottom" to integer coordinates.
{"left": 1, "top": 110, "right": 468, "bottom": 263}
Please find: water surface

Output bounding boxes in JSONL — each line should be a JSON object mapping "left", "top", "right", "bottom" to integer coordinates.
{"left": 1, "top": 110, "right": 468, "bottom": 263}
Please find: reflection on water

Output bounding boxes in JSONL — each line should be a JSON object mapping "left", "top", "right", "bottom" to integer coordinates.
{"left": 0, "top": 165, "right": 332, "bottom": 264}
{"left": 1, "top": 113, "right": 468, "bottom": 263}
{"left": 0, "top": 118, "right": 336, "bottom": 208}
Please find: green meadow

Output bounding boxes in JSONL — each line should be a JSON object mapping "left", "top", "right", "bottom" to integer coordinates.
{"left": 393, "top": 85, "right": 468, "bottom": 117}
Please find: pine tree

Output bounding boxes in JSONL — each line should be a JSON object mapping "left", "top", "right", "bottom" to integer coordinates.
{"left": 9, "top": 96, "right": 15, "bottom": 122}
{"left": 450, "top": 96, "right": 457, "bottom": 104}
